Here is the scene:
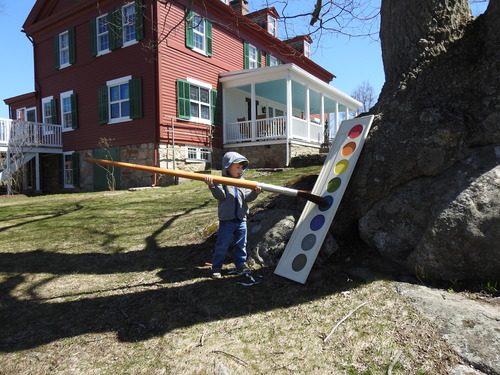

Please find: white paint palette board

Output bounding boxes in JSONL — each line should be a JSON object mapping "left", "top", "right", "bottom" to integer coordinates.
{"left": 274, "top": 115, "right": 374, "bottom": 283}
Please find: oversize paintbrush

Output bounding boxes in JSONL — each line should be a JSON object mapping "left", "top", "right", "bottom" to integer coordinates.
{"left": 87, "top": 158, "right": 326, "bottom": 206}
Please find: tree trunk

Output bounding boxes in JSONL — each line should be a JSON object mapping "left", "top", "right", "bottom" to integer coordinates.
{"left": 336, "top": 0, "right": 500, "bottom": 281}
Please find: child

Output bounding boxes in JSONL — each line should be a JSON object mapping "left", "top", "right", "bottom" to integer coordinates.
{"left": 205, "top": 152, "right": 262, "bottom": 279}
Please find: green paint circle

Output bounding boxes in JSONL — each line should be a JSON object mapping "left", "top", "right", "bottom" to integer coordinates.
{"left": 327, "top": 177, "right": 342, "bottom": 192}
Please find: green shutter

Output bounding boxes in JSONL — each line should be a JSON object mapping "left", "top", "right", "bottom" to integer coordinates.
{"left": 211, "top": 89, "right": 219, "bottom": 125}
{"left": 72, "top": 152, "right": 80, "bottom": 187}
{"left": 98, "top": 86, "right": 109, "bottom": 124}
{"left": 68, "top": 27, "right": 76, "bottom": 64}
{"left": 177, "top": 79, "right": 190, "bottom": 120}
{"left": 54, "top": 35, "right": 60, "bottom": 69}
{"left": 90, "top": 18, "right": 97, "bottom": 56}
{"left": 71, "top": 93, "right": 78, "bottom": 129}
{"left": 257, "top": 48, "right": 262, "bottom": 67}
{"left": 206, "top": 20, "right": 212, "bottom": 57}
{"left": 109, "top": 8, "right": 122, "bottom": 50}
{"left": 185, "top": 10, "right": 194, "bottom": 49}
{"left": 135, "top": 0, "right": 144, "bottom": 41}
{"left": 243, "top": 41, "right": 249, "bottom": 69}
{"left": 265, "top": 53, "right": 270, "bottom": 66}
{"left": 129, "top": 78, "right": 142, "bottom": 119}
{"left": 50, "top": 99, "right": 57, "bottom": 124}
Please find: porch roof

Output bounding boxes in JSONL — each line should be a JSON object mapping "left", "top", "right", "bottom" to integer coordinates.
{"left": 219, "top": 63, "right": 362, "bottom": 112}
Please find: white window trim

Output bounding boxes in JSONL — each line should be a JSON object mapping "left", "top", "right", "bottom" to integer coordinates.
{"left": 248, "top": 44, "right": 258, "bottom": 69}
{"left": 59, "top": 30, "right": 71, "bottom": 69}
{"left": 304, "top": 41, "right": 311, "bottom": 59}
{"left": 122, "top": 2, "right": 138, "bottom": 48}
{"left": 191, "top": 14, "right": 207, "bottom": 55}
{"left": 42, "top": 96, "right": 54, "bottom": 124}
{"left": 96, "top": 14, "right": 110, "bottom": 56}
{"left": 60, "top": 90, "right": 74, "bottom": 132}
{"left": 185, "top": 146, "right": 212, "bottom": 163}
{"left": 268, "top": 15, "right": 278, "bottom": 37}
{"left": 107, "top": 76, "right": 132, "bottom": 124}
{"left": 63, "top": 151, "right": 75, "bottom": 188}
{"left": 186, "top": 78, "right": 212, "bottom": 125}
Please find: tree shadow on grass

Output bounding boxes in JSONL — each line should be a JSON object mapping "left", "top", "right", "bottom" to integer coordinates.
{"left": 0, "top": 198, "right": 359, "bottom": 352}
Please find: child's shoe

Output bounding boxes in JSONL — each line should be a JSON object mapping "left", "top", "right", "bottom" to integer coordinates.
{"left": 236, "top": 265, "right": 250, "bottom": 275}
{"left": 212, "top": 271, "right": 222, "bottom": 279}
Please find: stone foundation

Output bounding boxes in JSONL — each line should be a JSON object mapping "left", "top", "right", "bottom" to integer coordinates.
{"left": 223, "top": 142, "right": 321, "bottom": 168}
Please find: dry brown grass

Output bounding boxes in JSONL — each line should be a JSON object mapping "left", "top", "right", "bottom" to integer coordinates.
{"left": 0, "top": 171, "right": 460, "bottom": 374}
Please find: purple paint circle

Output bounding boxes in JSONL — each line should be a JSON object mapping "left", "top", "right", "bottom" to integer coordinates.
{"left": 292, "top": 254, "right": 307, "bottom": 271}
{"left": 319, "top": 195, "right": 333, "bottom": 212}
{"left": 301, "top": 233, "right": 317, "bottom": 251}
{"left": 310, "top": 214, "right": 325, "bottom": 231}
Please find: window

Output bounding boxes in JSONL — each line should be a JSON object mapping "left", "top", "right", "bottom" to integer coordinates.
{"left": 60, "top": 91, "right": 78, "bottom": 131}
{"left": 304, "top": 41, "right": 311, "bottom": 59}
{"left": 42, "top": 97, "right": 57, "bottom": 124}
{"left": 54, "top": 28, "right": 75, "bottom": 69}
{"left": 177, "top": 79, "right": 218, "bottom": 125}
{"left": 122, "top": 3, "right": 137, "bottom": 46}
{"left": 186, "top": 146, "right": 211, "bottom": 162}
{"left": 268, "top": 15, "right": 278, "bottom": 37}
{"left": 190, "top": 85, "right": 210, "bottom": 121}
{"left": 244, "top": 41, "right": 261, "bottom": 69}
{"left": 97, "top": 14, "right": 110, "bottom": 54}
{"left": 62, "top": 152, "right": 79, "bottom": 188}
{"left": 98, "top": 77, "right": 142, "bottom": 124}
{"left": 266, "top": 54, "right": 280, "bottom": 66}
{"left": 185, "top": 10, "right": 213, "bottom": 56}
{"left": 90, "top": 1, "right": 143, "bottom": 56}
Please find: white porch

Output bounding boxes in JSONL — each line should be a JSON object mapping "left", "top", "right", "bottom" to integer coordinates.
{"left": 220, "top": 64, "right": 362, "bottom": 163}
{"left": 0, "top": 118, "right": 63, "bottom": 193}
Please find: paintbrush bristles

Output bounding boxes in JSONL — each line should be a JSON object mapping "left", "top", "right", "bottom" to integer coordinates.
{"left": 296, "top": 190, "right": 327, "bottom": 206}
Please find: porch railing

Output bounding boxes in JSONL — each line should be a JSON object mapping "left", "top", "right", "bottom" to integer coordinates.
{"left": 225, "top": 116, "right": 323, "bottom": 144}
{"left": 0, "top": 118, "right": 63, "bottom": 148}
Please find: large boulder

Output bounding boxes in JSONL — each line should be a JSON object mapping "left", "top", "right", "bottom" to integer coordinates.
{"left": 359, "top": 145, "right": 500, "bottom": 280}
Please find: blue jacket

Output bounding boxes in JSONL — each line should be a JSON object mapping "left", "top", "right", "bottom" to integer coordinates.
{"left": 208, "top": 152, "right": 259, "bottom": 221}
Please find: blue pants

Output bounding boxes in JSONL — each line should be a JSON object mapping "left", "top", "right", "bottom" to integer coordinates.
{"left": 212, "top": 220, "right": 247, "bottom": 271}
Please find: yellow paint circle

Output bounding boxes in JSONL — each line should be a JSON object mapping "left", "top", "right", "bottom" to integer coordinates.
{"left": 334, "top": 159, "right": 349, "bottom": 175}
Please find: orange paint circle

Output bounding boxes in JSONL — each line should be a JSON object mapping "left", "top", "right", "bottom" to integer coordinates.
{"left": 341, "top": 142, "right": 356, "bottom": 157}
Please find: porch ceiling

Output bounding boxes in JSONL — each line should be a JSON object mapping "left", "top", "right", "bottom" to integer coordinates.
{"left": 220, "top": 63, "right": 362, "bottom": 112}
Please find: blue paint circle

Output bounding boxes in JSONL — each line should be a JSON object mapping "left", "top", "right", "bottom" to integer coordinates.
{"left": 301, "top": 233, "right": 317, "bottom": 251}
{"left": 310, "top": 214, "right": 325, "bottom": 231}
{"left": 292, "top": 254, "right": 307, "bottom": 271}
{"left": 319, "top": 195, "right": 333, "bottom": 212}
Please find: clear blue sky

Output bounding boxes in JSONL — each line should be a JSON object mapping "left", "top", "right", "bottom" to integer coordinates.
{"left": 0, "top": 0, "right": 488, "bottom": 119}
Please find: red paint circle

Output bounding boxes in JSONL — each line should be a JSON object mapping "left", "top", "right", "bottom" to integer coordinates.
{"left": 348, "top": 125, "right": 363, "bottom": 139}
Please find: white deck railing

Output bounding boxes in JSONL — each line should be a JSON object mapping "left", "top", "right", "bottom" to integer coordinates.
{"left": 225, "top": 116, "right": 323, "bottom": 144}
{"left": 0, "top": 118, "right": 62, "bottom": 149}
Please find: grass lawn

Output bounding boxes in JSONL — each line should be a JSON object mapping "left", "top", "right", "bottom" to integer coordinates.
{"left": 0, "top": 167, "right": 458, "bottom": 374}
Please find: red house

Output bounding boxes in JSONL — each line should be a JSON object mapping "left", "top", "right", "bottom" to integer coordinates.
{"left": 2, "top": 0, "right": 361, "bottom": 194}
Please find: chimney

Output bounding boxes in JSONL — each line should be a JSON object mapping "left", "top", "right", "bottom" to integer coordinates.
{"left": 230, "top": 0, "right": 249, "bottom": 16}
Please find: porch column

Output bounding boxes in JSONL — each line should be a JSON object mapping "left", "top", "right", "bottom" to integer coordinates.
{"left": 305, "top": 86, "right": 310, "bottom": 141}
{"left": 251, "top": 83, "right": 256, "bottom": 141}
{"left": 222, "top": 87, "right": 227, "bottom": 144}
{"left": 334, "top": 102, "right": 339, "bottom": 136}
{"left": 35, "top": 153, "right": 40, "bottom": 191}
{"left": 320, "top": 94, "right": 325, "bottom": 143}
{"left": 285, "top": 74, "right": 292, "bottom": 166}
